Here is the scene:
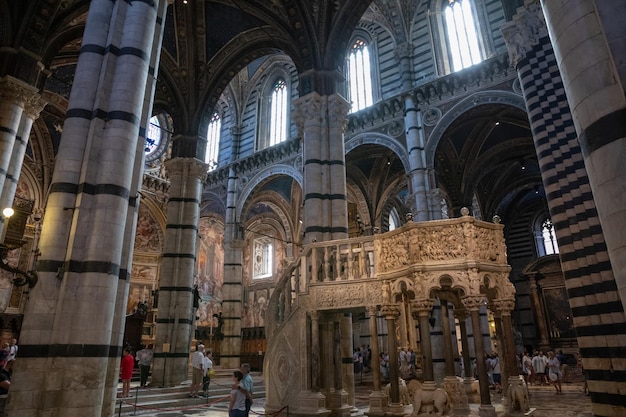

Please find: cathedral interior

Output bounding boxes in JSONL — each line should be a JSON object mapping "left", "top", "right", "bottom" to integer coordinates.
{"left": 0, "top": 0, "right": 625, "bottom": 416}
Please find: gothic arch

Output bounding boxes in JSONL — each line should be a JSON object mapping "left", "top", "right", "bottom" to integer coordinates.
{"left": 424, "top": 90, "right": 527, "bottom": 168}
{"left": 346, "top": 133, "right": 410, "bottom": 172}
{"left": 235, "top": 165, "right": 303, "bottom": 223}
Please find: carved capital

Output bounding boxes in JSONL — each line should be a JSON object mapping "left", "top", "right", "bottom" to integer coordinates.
{"left": 453, "top": 309, "right": 469, "bottom": 321}
{"left": 366, "top": 305, "right": 379, "bottom": 317}
{"left": 492, "top": 298, "right": 516, "bottom": 316}
{"left": 0, "top": 76, "right": 40, "bottom": 108}
{"left": 327, "top": 94, "right": 350, "bottom": 130}
{"left": 310, "top": 310, "right": 319, "bottom": 321}
{"left": 293, "top": 92, "right": 323, "bottom": 132}
{"left": 380, "top": 304, "right": 401, "bottom": 320}
{"left": 462, "top": 295, "right": 487, "bottom": 311}
{"left": 164, "top": 157, "right": 208, "bottom": 180}
{"left": 410, "top": 298, "right": 434, "bottom": 316}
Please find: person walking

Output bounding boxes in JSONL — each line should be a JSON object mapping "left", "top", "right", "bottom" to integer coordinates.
{"left": 135, "top": 344, "right": 154, "bottom": 388}
{"left": 547, "top": 351, "right": 562, "bottom": 394}
{"left": 189, "top": 344, "right": 205, "bottom": 398}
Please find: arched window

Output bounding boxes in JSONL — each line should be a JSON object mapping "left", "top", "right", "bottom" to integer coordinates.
{"left": 144, "top": 113, "right": 171, "bottom": 162}
{"left": 253, "top": 237, "right": 273, "bottom": 279}
{"left": 348, "top": 38, "right": 374, "bottom": 113}
{"left": 444, "top": 0, "right": 482, "bottom": 72}
{"left": 269, "top": 78, "right": 288, "bottom": 147}
{"left": 541, "top": 218, "right": 559, "bottom": 255}
{"left": 534, "top": 215, "right": 559, "bottom": 256}
{"left": 206, "top": 112, "right": 221, "bottom": 171}
{"left": 388, "top": 208, "right": 400, "bottom": 231}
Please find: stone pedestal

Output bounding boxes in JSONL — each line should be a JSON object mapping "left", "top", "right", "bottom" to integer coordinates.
{"left": 292, "top": 391, "right": 331, "bottom": 417}
{"left": 442, "top": 376, "right": 469, "bottom": 416}
{"left": 365, "top": 391, "right": 387, "bottom": 416}
{"left": 326, "top": 390, "right": 351, "bottom": 417}
{"left": 463, "top": 377, "right": 480, "bottom": 404}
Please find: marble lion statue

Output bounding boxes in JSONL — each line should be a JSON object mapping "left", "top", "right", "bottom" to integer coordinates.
{"left": 384, "top": 378, "right": 411, "bottom": 405}
{"left": 406, "top": 380, "right": 449, "bottom": 417}
{"left": 508, "top": 383, "right": 529, "bottom": 413}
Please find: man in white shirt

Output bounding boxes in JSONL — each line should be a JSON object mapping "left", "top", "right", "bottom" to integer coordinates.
{"left": 202, "top": 351, "right": 213, "bottom": 397}
{"left": 190, "top": 344, "right": 205, "bottom": 398}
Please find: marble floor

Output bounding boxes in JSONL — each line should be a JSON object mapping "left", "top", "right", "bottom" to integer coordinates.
{"left": 118, "top": 374, "right": 592, "bottom": 417}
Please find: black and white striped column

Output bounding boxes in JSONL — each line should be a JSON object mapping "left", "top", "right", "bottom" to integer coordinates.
{"left": 294, "top": 92, "right": 350, "bottom": 244}
{"left": 6, "top": 0, "right": 164, "bottom": 415}
{"left": 0, "top": 77, "right": 40, "bottom": 236}
{"left": 503, "top": 3, "right": 626, "bottom": 414}
{"left": 152, "top": 156, "right": 207, "bottom": 386}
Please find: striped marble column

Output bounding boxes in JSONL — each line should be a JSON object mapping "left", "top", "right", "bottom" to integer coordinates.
{"left": 540, "top": 1, "right": 626, "bottom": 414}
{"left": 152, "top": 156, "right": 207, "bottom": 386}
{"left": 294, "top": 92, "right": 350, "bottom": 244}
{"left": 0, "top": 94, "right": 45, "bottom": 220}
{"left": 219, "top": 161, "right": 243, "bottom": 369}
{"left": 502, "top": 2, "right": 626, "bottom": 415}
{"left": 6, "top": 1, "right": 164, "bottom": 415}
{"left": 0, "top": 77, "right": 39, "bottom": 235}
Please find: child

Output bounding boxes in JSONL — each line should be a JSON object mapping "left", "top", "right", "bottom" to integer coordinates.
{"left": 120, "top": 348, "right": 134, "bottom": 398}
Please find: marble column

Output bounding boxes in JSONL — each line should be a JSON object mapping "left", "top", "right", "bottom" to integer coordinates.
{"left": 0, "top": 93, "right": 44, "bottom": 225}
{"left": 293, "top": 92, "right": 350, "bottom": 244}
{"left": 366, "top": 305, "right": 386, "bottom": 415}
{"left": 494, "top": 298, "right": 529, "bottom": 412}
{"left": 456, "top": 310, "right": 480, "bottom": 404}
{"left": 0, "top": 77, "right": 40, "bottom": 237}
{"left": 220, "top": 161, "right": 244, "bottom": 368}
{"left": 340, "top": 314, "right": 356, "bottom": 408}
{"left": 463, "top": 296, "right": 496, "bottom": 417}
{"left": 380, "top": 304, "right": 402, "bottom": 413}
{"left": 152, "top": 157, "right": 207, "bottom": 386}
{"left": 411, "top": 298, "right": 435, "bottom": 382}
{"left": 6, "top": 1, "right": 166, "bottom": 415}
{"left": 441, "top": 300, "right": 469, "bottom": 416}
{"left": 528, "top": 274, "right": 550, "bottom": 350}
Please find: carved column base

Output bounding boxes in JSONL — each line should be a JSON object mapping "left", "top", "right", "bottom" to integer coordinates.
{"left": 463, "top": 377, "right": 480, "bottom": 404}
{"left": 365, "top": 390, "right": 387, "bottom": 416}
{"left": 477, "top": 404, "right": 497, "bottom": 417}
{"left": 442, "top": 376, "right": 469, "bottom": 416}
{"left": 290, "top": 391, "right": 331, "bottom": 417}
{"left": 325, "top": 390, "right": 351, "bottom": 417}
{"left": 387, "top": 401, "right": 407, "bottom": 416}
{"left": 506, "top": 376, "right": 530, "bottom": 415}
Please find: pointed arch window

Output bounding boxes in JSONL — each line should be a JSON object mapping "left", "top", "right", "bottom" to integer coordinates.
{"left": 348, "top": 38, "right": 374, "bottom": 113}
{"left": 541, "top": 218, "right": 559, "bottom": 255}
{"left": 205, "top": 112, "right": 221, "bottom": 171}
{"left": 269, "top": 78, "right": 288, "bottom": 147}
{"left": 444, "top": 0, "right": 482, "bottom": 71}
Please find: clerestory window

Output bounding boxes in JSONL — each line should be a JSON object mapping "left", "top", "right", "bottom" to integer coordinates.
{"left": 444, "top": 0, "right": 483, "bottom": 72}
{"left": 269, "top": 78, "right": 288, "bottom": 147}
{"left": 205, "top": 112, "right": 221, "bottom": 171}
{"left": 347, "top": 38, "right": 374, "bottom": 113}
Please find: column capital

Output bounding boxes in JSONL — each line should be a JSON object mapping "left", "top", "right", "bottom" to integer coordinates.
{"left": 410, "top": 298, "right": 435, "bottom": 316}
{"left": 462, "top": 295, "right": 487, "bottom": 311}
{"left": 492, "top": 298, "right": 516, "bottom": 316}
{"left": 500, "top": 0, "right": 548, "bottom": 67}
{"left": 380, "top": 304, "right": 401, "bottom": 319}
{"left": 327, "top": 93, "right": 350, "bottom": 130}
{"left": 309, "top": 310, "right": 319, "bottom": 321}
{"left": 293, "top": 92, "right": 324, "bottom": 132}
{"left": 0, "top": 76, "right": 40, "bottom": 107}
{"left": 366, "top": 305, "right": 379, "bottom": 317}
{"left": 23, "top": 96, "right": 47, "bottom": 120}
{"left": 164, "top": 157, "right": 208, "bottom": 180}
{"left": 453, "top": 309, "right": 469, "bottom": 321}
